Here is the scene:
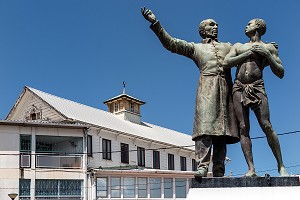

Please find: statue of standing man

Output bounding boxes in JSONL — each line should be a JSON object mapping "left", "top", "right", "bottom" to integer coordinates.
{"left": 224, "top": 19, "right": 289, "bottom": 177}
{"left": 141, "top": 7, "right": 239, "bottom": 177}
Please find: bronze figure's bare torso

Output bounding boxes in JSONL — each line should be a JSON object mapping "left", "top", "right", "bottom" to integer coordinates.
{"left": 224, "top": 19, "right": 288, "bottom": 177}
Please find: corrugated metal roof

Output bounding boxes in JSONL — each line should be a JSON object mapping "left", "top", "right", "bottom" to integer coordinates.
{"left": 26, "top": 86, "right": 194, "bottom": 151}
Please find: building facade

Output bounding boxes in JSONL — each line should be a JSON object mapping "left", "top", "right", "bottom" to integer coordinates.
{"left": 0, "top": 121, "right": 88, "bottom": 200}
{"left": 2, "top": 86, "right": 197, "bottom": 200}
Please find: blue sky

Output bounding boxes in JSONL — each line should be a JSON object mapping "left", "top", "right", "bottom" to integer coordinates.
{"left": 0, "top": 0, "right": 299, "bottom": 176}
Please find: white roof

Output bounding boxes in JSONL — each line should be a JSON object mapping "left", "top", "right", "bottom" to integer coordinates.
{"left": 25, "top": 86, "right": 194, "bottom": 151}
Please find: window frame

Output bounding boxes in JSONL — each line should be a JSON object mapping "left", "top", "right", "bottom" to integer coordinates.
{"left": 87, "top": 135, "right": 93, "bottom": 157}
{"left": 180, "top": 156, "right": 187, "bottom": 171}
{"left": 102, "top": 139, "right": 111, "bottom": 160}
{"left": 192, "top": 159, "right": 197, "bottom": 171}
{"left": 121, "top": 143, "right": 129, "bottom": 164}
{"left": 153, "top": 150, "right": 160, "bottom": 169}
{"left": 168, "top": 153, "right": 175, "bottom": 170}
{"left": 96, "top": 177, "right": 108, "bottom": 198}
{"left": 137, "top": 147, "right": 145, "bottom": 167}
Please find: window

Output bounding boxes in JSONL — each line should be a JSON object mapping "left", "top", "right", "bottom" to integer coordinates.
{"left": 130, "top": 102, "right": 134, "bottom": 112}
{"left": 175, "top": 178, "right": 186, "bottom": 198}
{"left": 102, "top": 139, "right": 111, "bottom": 160}
{"left": 150, "top": 178, "right": 161, "bottom": 198}
{"left": 20, "top": 135, "right": 31, "bottom": 152}
{"left": 192, "top": 159, "right": 197, "bottom": 171}
{"left": 180, "top": 156, "right": 187, "bottom": 171}
{"left": 30, "top": 113, "right": 37, "bottom": 120}
{"left": 164, "top": 178, "right": 173, "bottom": 198}
{"left": 20, "top": 135, "right": 31, "bottom": 168}
{"left": 35, "top": 179, "right": 82, "bottom": 197}
{"left": 111, "top": 177, "right": 121, "bottom": 198}
{"left": 87, "top": 135, "right": 92, "bottom": 157}
{"left": 19, "top": 179, "right": 31, "bottom": 198}
{"left": 137, "top": 147, "right": 145, "bottom": 167}
{"left": 168, "top": 154, "right": 174, "bottom": 170}
{"left": 123, "top": 178, "right": 135, "bottom": 198}
{"left": 110, "top": 104, "right": 114, "bottom": 112}
{"left": 138, "top": 178, "right": 147, "bottom": 198}
{"left": 97, "top": 178, "right": 108, "bottom": 198}
{"left": 25, "top": 105, "right": 42, "bottom": 121}
{"left": 153, "top": 150, "right": 160, "bottom": 169}
{"left": 121, "top": 143, "right": 129, "bottom": 163}
{"left": 114, "top": 102, "right": 119, "bottom": 112}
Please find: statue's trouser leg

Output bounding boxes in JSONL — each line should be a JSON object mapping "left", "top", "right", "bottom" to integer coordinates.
{"left": 212, "top": 137, "right": 226, "bottom": 177}
{"left": 195, "top": 136, "right": 212, "bottom": 176}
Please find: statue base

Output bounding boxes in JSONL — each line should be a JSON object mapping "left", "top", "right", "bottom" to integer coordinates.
{"left": 187, "top": 176, "right": 300, "bottom": 200}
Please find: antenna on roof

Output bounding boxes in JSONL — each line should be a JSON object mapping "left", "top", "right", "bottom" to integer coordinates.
{"left": 122, "top": 81, "right": 126, "bottom": 94}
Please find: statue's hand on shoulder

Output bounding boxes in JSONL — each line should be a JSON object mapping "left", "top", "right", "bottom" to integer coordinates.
{"left": 141, "top": 7, "right": 157, "bottom": 24}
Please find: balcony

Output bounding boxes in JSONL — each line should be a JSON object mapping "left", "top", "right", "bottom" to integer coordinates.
{"left": 36, "top": 154, "right": 82, "bottom": 168}
{"left": 20, "top": 135, "right": 83, "bottom": 169}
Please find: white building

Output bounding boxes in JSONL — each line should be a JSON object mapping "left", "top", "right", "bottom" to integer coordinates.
{"left": 2, "top": 86, "right": 197, "bottom": 200}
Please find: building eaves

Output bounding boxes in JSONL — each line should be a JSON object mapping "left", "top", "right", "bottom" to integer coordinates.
{"left": 0, "top": 120, "right": 89, "bottom": 129}
{"left": 103, "top": 93, "right": 145, "bottom": 105}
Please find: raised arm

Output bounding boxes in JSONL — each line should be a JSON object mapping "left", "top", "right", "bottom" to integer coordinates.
{"left": 141, "top": 7, "right": 194, "bottom": 58}
{"left": 223, "top": 43, "right": 253, "bottom": 68}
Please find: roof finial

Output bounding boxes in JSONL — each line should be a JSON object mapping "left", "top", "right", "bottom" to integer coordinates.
{"left": 122, "top": 81, "right": 126, "bottom": 94}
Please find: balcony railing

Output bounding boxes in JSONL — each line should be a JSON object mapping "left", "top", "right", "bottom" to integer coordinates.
{"left": 36, "top": 155, "right": 82, "bottom": 168}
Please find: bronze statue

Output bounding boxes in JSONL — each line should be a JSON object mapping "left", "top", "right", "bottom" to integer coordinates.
{"left": 141, "top": 7, "right": 239, "bottom": 177}
{"left": 224, "top": 19, "right": 289, "bottom": 177}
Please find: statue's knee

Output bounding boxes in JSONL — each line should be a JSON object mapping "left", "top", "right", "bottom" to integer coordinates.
{"left": 261, "top": 121, "right": 272, "bottom": 133}
{"left": 239, "top": 123, "right": 248, "bottom": 132}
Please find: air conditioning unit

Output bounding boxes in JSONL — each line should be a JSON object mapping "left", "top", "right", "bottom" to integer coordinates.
{"left": 20, "top": 154, "right": 31, "bottom": 168}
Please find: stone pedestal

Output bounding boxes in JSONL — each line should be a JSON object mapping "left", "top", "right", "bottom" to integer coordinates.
{"left": 187, "top": 176, "right": 300, "bottom": 200}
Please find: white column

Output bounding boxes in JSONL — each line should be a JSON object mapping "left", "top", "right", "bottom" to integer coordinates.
{"left": 173, "top": 178, "right": 176, "bottom": 199}
{"left": 83, "top": 128, "right": 88, "bottom": 200}
{"left": 30, "top": 127, "right": 36, "bottom": 200}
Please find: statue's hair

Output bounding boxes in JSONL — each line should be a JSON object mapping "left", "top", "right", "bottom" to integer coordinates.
{"left": 198, "top": 19, "right": 215, "bottom": 38}
{"left": 254, "top": 18, "right": 267, "bottom": 36}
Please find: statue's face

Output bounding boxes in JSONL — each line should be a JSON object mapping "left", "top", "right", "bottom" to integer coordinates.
{"left": 203, "top": 19, "right": 218, "bottom": 39}
{"left": 245, "top": 19, "right": 257, "bottom": 37}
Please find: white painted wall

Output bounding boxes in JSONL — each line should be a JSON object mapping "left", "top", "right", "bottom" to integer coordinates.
{"left": 0, "top": 125, "right": 20, "bottom": 199}
{"left": 8, "top": 90, "right": 64, "bottom": 122}
{"left": 87, "top": 127, "right": 195, "bottom": 171}
{"left": 0, "top": 124, "right": 86, "bottom": 199}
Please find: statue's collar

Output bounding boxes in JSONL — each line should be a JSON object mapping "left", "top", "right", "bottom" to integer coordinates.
{"left": 202, "top": 38, "right": 219, "bottom": 44}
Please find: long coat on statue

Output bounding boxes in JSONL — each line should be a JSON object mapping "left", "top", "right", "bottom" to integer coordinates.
{"left": 150, "top": 21, "right": 239, "bottom": 144}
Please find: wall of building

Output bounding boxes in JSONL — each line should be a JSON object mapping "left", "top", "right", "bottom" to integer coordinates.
{"left": 87, "top": 127, "right": 195, "bottom": 171}
{"left": 0, "top": 124, "right": 86, "bottom": 200}
{"left": 0, "top": 125, "right": 20, "bottom": 198}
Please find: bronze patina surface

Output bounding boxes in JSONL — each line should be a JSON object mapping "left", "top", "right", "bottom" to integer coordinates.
{"left": 224, "top": 19, "right": 288, "bottom": 177}
{"left": 141, "top": 7, "right": 239, "bottom": 178}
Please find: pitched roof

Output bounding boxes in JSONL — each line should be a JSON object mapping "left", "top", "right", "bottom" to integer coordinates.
{"left": 23, "top": 86, "right": 194, "bottom": 151}
{"left": 103, "top": 93, "right": 145, "bottom": 105}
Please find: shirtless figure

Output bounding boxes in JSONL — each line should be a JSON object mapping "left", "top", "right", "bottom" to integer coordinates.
{"left": 224, "top": 19, "right": 289, "bottom": 176}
